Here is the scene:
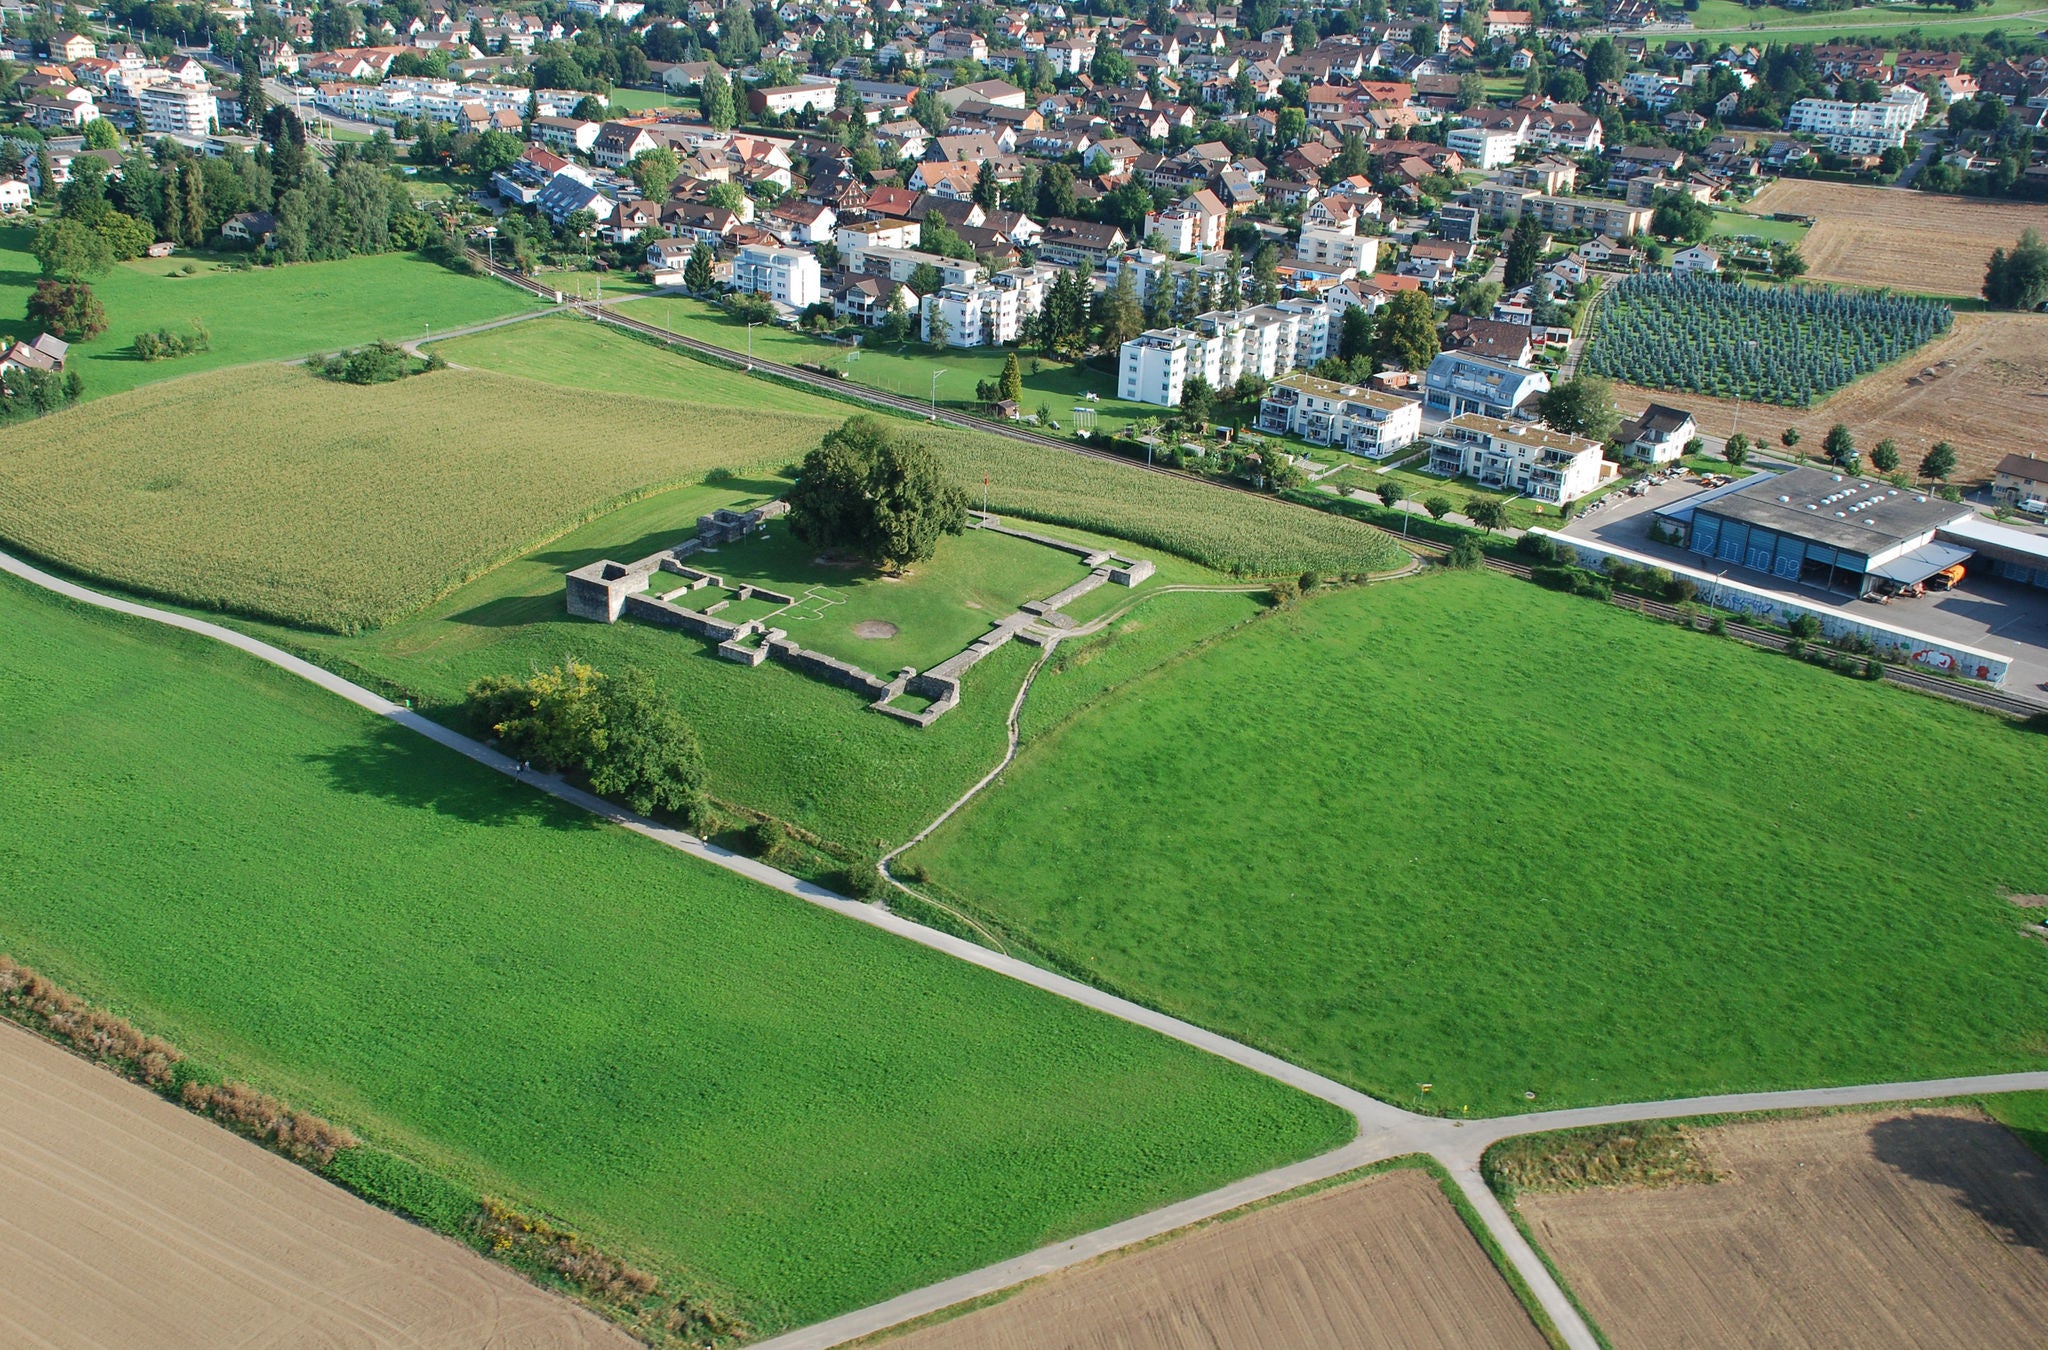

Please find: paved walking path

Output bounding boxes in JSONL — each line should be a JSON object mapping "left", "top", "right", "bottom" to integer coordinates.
{"left": 8, "top": 549, "right": 2045, "bottom": 1350}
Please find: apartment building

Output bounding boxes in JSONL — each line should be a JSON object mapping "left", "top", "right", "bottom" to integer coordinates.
{"left": 1427, "top": 413, "right": 1609, "bottom": 504}
{"left": 1296, "top": 221, "right": 1380, "bottom": 274}
{"left": 1422, "top": 350, "right": 1550, "bottom": 418}
{"left": 1257, "top": 373, "right": 1422, "bottom": 459}
{"left": 138, "top": 82, "right": 217, "bottom": 135}
{"left": 1785, "top": 86, "right": 1927, "bottom": 153}
{"left": 1468, "top": 184, "right": 1653, "bottom": 239}
{"left": 732, "top": 244, "right": 823, "bottom": 310}
{"left": 1116, "top": 303, "right": 1322, "bottom": 406}
{"left": 1446, "top": 124, "right": 1518, "bottom": 170}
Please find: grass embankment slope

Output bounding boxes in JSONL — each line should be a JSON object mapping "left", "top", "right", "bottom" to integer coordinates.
{"left": 0, "top": 571, "right": 1352, "bottom": 1333}
{"left": 0, "top": 363, "right": 845, "bottom": 631}
{"left": 908, "top": 569, "right": 2048, "bottom": 1115}
{"left": 0, "top": 224, "right": 534, "bottom": 400}
{"left": 437, "top": 318, "right": 1402, "bottom": 579}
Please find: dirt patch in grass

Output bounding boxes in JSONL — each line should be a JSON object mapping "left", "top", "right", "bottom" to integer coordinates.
{"left": 853, "top": 620, "right": 900, "bottom": 639}
{"left": 1747, "top": 180, "right": 2048, "bottom": 297}
{"left": 1613, "top": 310, "right": 2048, "bottom": 482}
{"left": 1518, "top": 1107, "right": 2048, "bottom": 1348}
{"left": 2007, "top": 894, "right": 2048, "bottom": 909}
{"left": 1486, "top": 1122, "right": 1718, "bottom": 1196}
{"left": 881, "top": 1167, "right": 1546, "bottom": 1350}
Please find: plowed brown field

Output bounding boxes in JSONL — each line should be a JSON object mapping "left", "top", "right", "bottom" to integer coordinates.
{"left": 0, "top": 1021, "right": 631, "bottom": 1349}
{"left": 1746, "top": 180, "right": 2048, "bottom": 297}
{"left": 881, "top": 1166, "right": 1546, "bottom": 1350}
{"left": 1520, "top": 1108, "right": 2048, "bottom": 1350}
{"left": 1616, "top": 309, "right": 2048, "bottom": 480}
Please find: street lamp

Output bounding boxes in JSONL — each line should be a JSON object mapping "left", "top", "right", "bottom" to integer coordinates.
{"left": 930, "top": 369, "right": 946, "bottom": 419}
{"left": 746, "top": 321, "right": 759, "bottom": 359}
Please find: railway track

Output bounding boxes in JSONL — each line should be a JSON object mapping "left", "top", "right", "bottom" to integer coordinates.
{"left": 467, "top": 255, "right": 2047, "bottom": 723}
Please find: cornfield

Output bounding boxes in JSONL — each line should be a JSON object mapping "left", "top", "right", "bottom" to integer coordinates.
{"left": 1584, "top": 273, "right": 1951, "bottom": 406}
{"left": 0, "top": 364, "right": 841, "bottom": 632}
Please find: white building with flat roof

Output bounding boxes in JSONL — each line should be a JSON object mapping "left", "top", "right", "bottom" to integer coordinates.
{"left": 1116, "top": 303, "right": 1327, "bottom": 406}
{"left": 1446, "top": 124, "right": 1518, "bottom": 170}
{"left": 1785, "top": 86, "right": 1926, "bottom": 153}
{"left": 139, "top": 82, "right": 218, "bottom": 136}
{"left": 1427, "top": 412, "right": 1610, "bottom": 504}
{"left": 1258, "top": 372, "right": 1422, "bottom": 458}
{"left": 732, "top": 244, "right": 821, "bottom": 310}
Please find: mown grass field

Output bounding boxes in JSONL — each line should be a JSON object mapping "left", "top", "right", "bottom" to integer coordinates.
{"left": 0, "top": 224, "right": 535, "bottom": 400}
{"left": 440, "top": 318, "right": 1404, "bottom": 578}
{"left": 205, "top": 479, "right": 1250, "bottom": 853}
{"left": 1683, "top": 0, "right": 2046, "bottom": 39}
{"left": 906, "top": 569, "right": 2048, "bottom": 1115}
{"left": 610, "top": 294, "right": 1166, "bottom": 434}
{"left": 0, "top": 363, "right": 842, "bottom": 631}
{"left": 0, "top": 570, "right": 1352, "bottom": 1333}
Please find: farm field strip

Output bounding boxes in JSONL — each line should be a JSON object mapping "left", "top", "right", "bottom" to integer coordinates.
{"left": 23, "top": 545, "right": 2048, "bottom": 1350}
{"left": 0, "top": 552, "right": 1354, "bottom": 1334}
{"left": 1511, "top": 1107, "right": 2048, "bottom": 1349}
{"left": 1744, "top": 180, "right": 2048, "bottom": 298}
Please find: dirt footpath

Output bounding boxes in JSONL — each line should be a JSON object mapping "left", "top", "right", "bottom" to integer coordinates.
{"left": 0, "top": 1020, "right": 632, "bottom": 1350}
{"left": 881, "top": 1166, "right": 1546, "bottom": 1350}
{"left": 1521, "top": 1108, "right": 2048, "bottom": 1349}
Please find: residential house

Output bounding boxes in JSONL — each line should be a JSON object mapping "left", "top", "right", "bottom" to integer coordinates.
{"left": 1992, "top": 452, "right": 2048, "bottom": 508}
{"left": 0, "top": 332, "right": 68, "bottom": 373}
{"left": 1618, "top": 402, "right": 1697, "bottom": 464}
{"left": 1444, "top": 314, "right": 1534, "bottom": 365}
{"left": 732, "top": 243, "right": 822, "bottom": 310}
{"left": 0, "top": 178, "right": 32, "bottom": 213}
{"left": 835, "top": 275, "right": 916, "bottom": 327}
{"left": 1422, "top": 349, "right": 1550, "bottom": 418}
{"left": 1670, "top": 243, "right": 1720, "bottom": 276}
{"left": 1038, "top": 217, "right": 1127, "bottom": 267}
{"left": 591, "top": 121, "right": 658, "bottom": 169}
{"left": 220, "top": 210, "right": 277, "bottom": 245}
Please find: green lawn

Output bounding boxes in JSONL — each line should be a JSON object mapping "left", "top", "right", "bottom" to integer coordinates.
{"left": 197, "top": 476, "right": 1242, "bottom": 853}
{"left": 0, "top": 570, "right": 1351, "bottom": 1333}
{"left": 1708, "top": 209, "right": 1811, "bottom": 248}
{"left": 660, "top": 523, "right": 1102, "bottom": 672}
{"left": 1683, "top": 0, "right": 2044, "bottom": 39}
{"left": 623, "top": 294, "right": 1163, "bottom": 434}
{"left": 906, "top": 569, "right": 2048, "bottom": 1116}
{"left": 607, "top": 87, "right": 697, "bottom": 112}
{"left": 0, "top": 223, "right": 539, "bottom": 400}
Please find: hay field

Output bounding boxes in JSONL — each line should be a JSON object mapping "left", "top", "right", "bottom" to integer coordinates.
{"left": 0, "top": 1021, "right": 632, "bottom": 1350}
{"left": 1520, "top": 1108, "right": 2048, "bottom": 1348}
{"left": 884, "top": 1167, "right": 1546, "bottom": 1350}
{"left": 1614, "top": 310, "right": 2048, "bottom": 480}
{"left": 0, "top": 364, "right": 839, "bottom": 631}
{"left": 1746, "top": 180, "right": 2048, "bottom": 298}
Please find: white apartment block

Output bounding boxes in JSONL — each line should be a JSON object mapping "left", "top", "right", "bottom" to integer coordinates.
{"left": 1426, "top": 412, "right": 1609, "bottom": 504}
{"left": 1116, "top": 303, "right": 1323, "bottom": 407}
{"left": 1785, "top": 86, "right": 1927, "bottom": 153}
{"left": 833, "top": 218, "right": 923, "bottom": 268}
{"left": 1257, "top": 373, "right": 1422, "bottom": 459}
{"left": 732, "top": 244, "right": 822, "bottom": 310}
{"left": 139, "top": 82, "right": 218, "bottom": 135}
{"left": 1446, "top": 125, "right": 1518, "bottom": 171}
{"left": 921, "top": 280, "right": 1019, "bottom": 346}
{"left": 1296, "top": 223, "right": 1380, "bottom": 275}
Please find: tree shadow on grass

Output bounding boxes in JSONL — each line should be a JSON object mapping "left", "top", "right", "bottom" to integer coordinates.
{"left": 304, "top": 721, "right": 597, "bottom": 831}
{"left": 1867, "top": 1111, "right": 2048, "bottom": 1255}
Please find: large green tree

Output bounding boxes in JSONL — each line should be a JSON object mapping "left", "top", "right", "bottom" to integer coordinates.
{"left": 1374, "top": 290, "right": 1440, "bottom": 372}
{"left": 1983, "top": 229, "right": 2048, "bottom": 310}
{"left": 1504, "top": 211, "right": 1544, "bottom": 289}
{"left": 1537, "top": 375, "right": 1619, "bottom": 442}
{"left": 785, "top": 416, "right": 970, "bottom": 570}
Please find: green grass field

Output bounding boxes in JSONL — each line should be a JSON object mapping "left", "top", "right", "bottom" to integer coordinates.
{"left": 1681, "top": 0, "right": 2045, "bottom": 39}
{"left": 606, "top": 87, "right": 697, "bottom": 112}
{"left": 615, "top": 294, "right": 1166, "bottom": 434}
{"left": 0, "top": 224, "right": 536, "bottom": 400}
{"left": 658, "top": 524, "right": 1098, "bottom": 672}
{"left": 0, "top": 362, "right": 842, "bottom": 631}
{"left": 0, "top": 570, "right": 1351, "bottom": 1332}
{"left": 438, "top": 318, "right": 1404, "bottom": 578}
{"left": 1708, "top": 209, "right": 1812, "bottom": 247}
{"left": 906, "top": 569, "right": 2048, "bottom": 1116}
{"left": 196, "top": 477, "right": 1249, "bottom": 853}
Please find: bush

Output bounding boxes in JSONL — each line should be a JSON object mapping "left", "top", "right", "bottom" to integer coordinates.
{"left": 1532, "top": 565, "right": 1579, "bottom": 592}
{"left": 1268, "top": 574, "right": 1302, "bottom": 606}
{"left": 319, "top": 341, "right": 420, "bottom": 385}
{"left": 1788, "top": 613, "right": 1823, "bottom": 641}
{"left": 132, "top": 319, "right": 211, "bottom": 362}
{"left": 1515, "top": 533, "right": 1561, "bottom": 563}
{"left": 1443, "top": 537, "right": 1485, "bottom": 570}
{"left": 1665, "top": 576, "right": 1698, "bottom": 605}
{"left": 1709, "top": 615, "right": 1728, "bottom": 635}
{"left": 844, "top": 861, "right": 891, "bottom": 901}
{"left": 181, "top": 1079, "right": 358, "bottom": 1164}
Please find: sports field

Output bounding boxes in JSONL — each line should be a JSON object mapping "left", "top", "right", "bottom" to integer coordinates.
{"left": 0, "top": 363, "right": 840, "bottom": 631}
{"left": 906, "top": 570, "right": 2048, "bottom": 1114}
{"left": 0, "top": 571, "right": 1352, "bottom": 1333}
{"left": 0, "top": 225, "right": 534, "bottom": 400}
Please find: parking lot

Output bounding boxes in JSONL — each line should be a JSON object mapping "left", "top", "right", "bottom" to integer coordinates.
{"left": 1559, "top": 472, "right": 2048, "bottom": 699}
